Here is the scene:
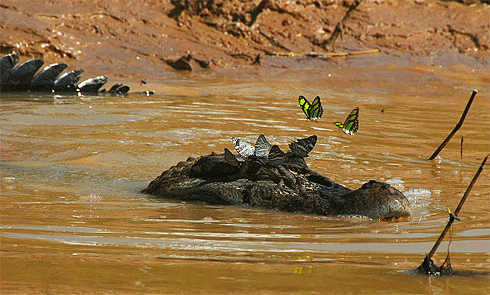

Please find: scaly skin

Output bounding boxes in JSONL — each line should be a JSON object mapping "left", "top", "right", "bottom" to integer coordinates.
{"left": 142, "top": 153, "right": 412, "bottom": 220}
{"left": 0, "top": 53, "right": 117, "bottom": 93}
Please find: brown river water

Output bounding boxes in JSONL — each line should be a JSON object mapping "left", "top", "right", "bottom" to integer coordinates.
{"left": 1, "top": 57, "right": 489, "bottom": 294}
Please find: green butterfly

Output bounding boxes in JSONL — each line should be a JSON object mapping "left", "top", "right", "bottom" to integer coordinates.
{"left": 299, "top": 95, "right": 323, "bottom": 122}
{"left": 334, "top": 107, "right": 359, "bottom": 135}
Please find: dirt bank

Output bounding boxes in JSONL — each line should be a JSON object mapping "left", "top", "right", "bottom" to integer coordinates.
{"left": 1, "top": 0, "right": 489, "bottom": 81}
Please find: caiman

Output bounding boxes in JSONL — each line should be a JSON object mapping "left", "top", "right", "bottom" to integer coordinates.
{"left": 0, "top": 52, "right": 131, "bottom": 94}
{"left": 142, "top": 135, "right": 412, "bottom": 221}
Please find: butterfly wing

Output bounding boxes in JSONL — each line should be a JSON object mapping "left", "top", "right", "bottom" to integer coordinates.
{"left": 309, "top": 96, "right": 323, "bottom": 121}
{"left": 288, "top": 135, "right": 318, "bottom": 157}
{"left": 334, "top": 122, "right": 344, "bottom": 129}
{"left": 335, "top": 107, "right": 359, "bottom": 135}
{"left": 224, "top": 148, "right": 240, "bottom": 168}
{"left": 298, "top": 95, "right": 311, "bottom": 119}
{"left": 255, "top": 134, "right": 272, "bottom": 158}
{"left": 342, "top": 107, "right": 359, "bottom": 135}
{"left": 232, "top": 137, "right": 255, "bottom": 158}
{"left": 268, "top": 145, "right": 287, "bottom": 166}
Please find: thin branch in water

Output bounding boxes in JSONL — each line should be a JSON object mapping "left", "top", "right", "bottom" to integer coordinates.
{"left": 453, "top": 154, "right": 487, "bottom": 216}
{"left": 428, "top": 90, "right": 478, "bottom": 160}
{"left": 418, "top": 154, "right": 488, "bottom": 274}
{"left": 460, "top": 133, "right": 464, "bottom": 169}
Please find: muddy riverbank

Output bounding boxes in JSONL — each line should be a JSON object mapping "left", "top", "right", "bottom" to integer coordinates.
{"left": 1, "top": 1, "right": 489, "bottom": 294}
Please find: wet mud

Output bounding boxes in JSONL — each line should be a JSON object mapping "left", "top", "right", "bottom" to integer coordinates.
{"left": 1, "top": 0, "right": 489, "bottom": 81}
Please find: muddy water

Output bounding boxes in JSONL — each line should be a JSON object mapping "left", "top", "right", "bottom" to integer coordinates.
{"left": 1, "top": 61, "right": 489, "bottom": 294}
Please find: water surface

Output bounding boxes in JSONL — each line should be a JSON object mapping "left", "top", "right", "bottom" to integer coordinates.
{"left": 1, "top": 62, "right": 489, "bottom": 294}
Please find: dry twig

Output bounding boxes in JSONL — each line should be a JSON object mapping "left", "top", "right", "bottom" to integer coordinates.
{"left": 418, "top": 154, "right": 488, "bottom": 275}
{"left": 428, "top": 90, "right": 478, "bottom": 160}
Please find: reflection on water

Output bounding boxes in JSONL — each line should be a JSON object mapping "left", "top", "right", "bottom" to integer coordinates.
{"left": 1, "top": 64, "right": 489, "bottom": 293}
